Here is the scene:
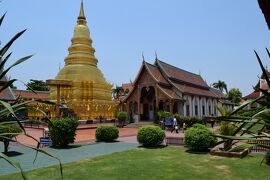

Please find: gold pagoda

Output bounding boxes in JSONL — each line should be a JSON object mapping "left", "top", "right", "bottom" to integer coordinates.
{"left": 47, "top": 1, "right": 116, "bottom": 120}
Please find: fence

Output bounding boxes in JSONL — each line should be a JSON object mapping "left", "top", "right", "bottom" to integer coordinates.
{"left": 248, "top": 140, "right": 270, "bottom": 153}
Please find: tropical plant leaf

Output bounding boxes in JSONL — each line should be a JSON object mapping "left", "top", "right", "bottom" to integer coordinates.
{"left": 0, "top": 12, "right": 6, "bottom": 27}
{"left": 214, "top": 134, "right": 270, "bottom": 140}
{"left": 0, "top": 52, "right": 12, "bottom": 72}
{"left": 266, "top": 47, "right": 270, "bottom": 59}
{"left": 230, "top": 95, "right": 265, "bottom": 115}
{"left": 35, "top": 99, "right": 56, "bottom": 105}
{"left": 254, "top": 50, "right": 270, "bottom": 89}
{"left": 0, "top": 55, "right": 33, "bottom": 80}
{"left": 0, "top": 152, "right": 27, "bottom": 180}
{"left": 0, "top": 29, "right": 26, "bottom": 57}
{"left": 0, "top": 79, "right": 17, "bottom": 92}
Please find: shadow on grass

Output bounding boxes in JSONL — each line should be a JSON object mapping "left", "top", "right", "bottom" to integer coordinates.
{"left": 50, "top": 144, "right": 82, "bottom": 149}
{"left": 1, "top": 151, "right": 23, "bottom": 157}
{"left": 95, "top": 140, "right": 120, "bottom": 143}
{"left": 185, "top": 149, "right": 210, "bottom": 154}
{"left": 137, "top": 144, "right": 167, "bottom": 149}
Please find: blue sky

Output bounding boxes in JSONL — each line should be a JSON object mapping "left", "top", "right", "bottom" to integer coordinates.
{"left": 1, "top": 0, "right": 270, "bottom": 95}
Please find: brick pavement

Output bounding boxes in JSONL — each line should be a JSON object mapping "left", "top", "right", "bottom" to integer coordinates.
{"left": 15, "top": 127, "right": 138, "bottom": 147}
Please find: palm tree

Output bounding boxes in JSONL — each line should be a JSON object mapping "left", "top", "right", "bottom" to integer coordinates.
{"left": 112, "top": 85, "right": 124, "bottom": 100}
{"left": 212, "top": 80, "right": 228, "bottom": 94}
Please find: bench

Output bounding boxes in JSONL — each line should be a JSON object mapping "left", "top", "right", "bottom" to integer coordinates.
{"left": 40, "top": 136, "right": 52, "bottom": 147}
{"left": 160, "top": 118, "right": 174, "bottom": 130}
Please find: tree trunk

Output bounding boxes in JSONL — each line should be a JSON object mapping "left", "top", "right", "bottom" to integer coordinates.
{"left": 4, "top": 140, "right": 9, "bottom": 154}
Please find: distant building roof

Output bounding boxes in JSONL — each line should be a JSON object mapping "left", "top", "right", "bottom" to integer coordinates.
{"left": 13, "top": 89, "right": 49, "bottom": 100}
{"left": 122, "top": 83, "right": 133, "bottom": 92}
{"left": 0, "top": 87, "right": 16, "bottom": 101}
{"left": 210, "top": 88, "right": 226, "bottom": 98}
{"left": 242, "top": 90, "right": 260, "bottom": 100}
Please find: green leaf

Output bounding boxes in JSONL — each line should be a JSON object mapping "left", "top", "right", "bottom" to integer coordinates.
{"left": 0, "top": 12, "right": 7, "bottom": 27}
{"left": 230, "top": 95, "right": 265, "bottom": 115}
{"left": 0, "top": 52, "right": 12, "bottom": 72}
{"left": 0, "top": 79, "right": 17, "bottom": 93}
{"left": 0, "top": 100, "right": 26, "bottom": 134}
{"left": 0, "top": 55, "right": 33, "bottom": 80}
{"left": 254, "top": 50, "right": 270, "bottom": 89}
{"left": 0, "top": 29, "right": 26, "bottom": 57}
{"left": 0, "top": 152, "right": 27, "bottom": 180}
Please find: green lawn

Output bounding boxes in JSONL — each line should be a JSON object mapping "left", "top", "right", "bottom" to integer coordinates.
{"left": 1, "top": 147, "right": 270, "bottom": 180}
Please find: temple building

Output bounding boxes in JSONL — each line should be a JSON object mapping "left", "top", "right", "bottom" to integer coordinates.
{"left": 122, "top": 59, "right": 233, "bottom": 122}
{"left": 47, "top": 1, "right": 116, "bottom": 120}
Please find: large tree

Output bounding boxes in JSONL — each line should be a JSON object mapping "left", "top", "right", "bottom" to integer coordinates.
{"left": 26, "top": 79, "right": 49, "bottom": 91}
{"left": 212, "top": 80, "right": 228, "bottom": 94}
{"left": 227, "top": 88, "right": 242, "bottom": 105}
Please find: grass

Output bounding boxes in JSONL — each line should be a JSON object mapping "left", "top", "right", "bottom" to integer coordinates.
{"left": 1, "top": 146, "right": 270, "bottom": 180}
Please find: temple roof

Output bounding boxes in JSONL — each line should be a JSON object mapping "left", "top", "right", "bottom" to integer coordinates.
{"left": 145, "top": 62, "right": 169, "bottom": 85}
{"left": 175, "top": 83, "right": 218, "bottom": 98}
{"left": 242, "top": 90, "right": 260, "bottom": 100}
{"left": 210, "top": 88, "right": 226, "bottom": 98}
{"left": 124, "top": 59, "right": 223, "bottom": 101}
{"left": 156, "top": 60, "right": 209, "bottom": 88}
{"left": 13, "top": 89, "right": 49, "bottom": 100}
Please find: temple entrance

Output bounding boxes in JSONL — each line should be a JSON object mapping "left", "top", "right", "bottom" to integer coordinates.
{"left": 140, "top": 86, "right": 155, "bottom": 120}
{"left": 142, "top": 103, "right": 149, "bottom": 120}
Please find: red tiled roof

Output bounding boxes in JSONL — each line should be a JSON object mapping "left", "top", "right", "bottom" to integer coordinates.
{"left": 122, "top": 83, "right": 133, "bottom": 91}
{"left": 175, "top": 83, "right": 218, "bottom": 98}
{"left": 13, "top": 90, "right": 49, "bottom": 100}
{"left": 0, "top": 86, "right": 16, "bottom": 101}
{"left": 260, "top": 79, "right": 269, "bottom": 90}
{"left": 157, "top": 60, "right": 209, "bottom": 88}
{"left": 145, "top": 63, "right": 169, "bottom": 85}
{"left": 158, "top": 86, "right": 181, "bottom": 99}
{"left": 242, "top": 91, "right": 260, "bottom": 100}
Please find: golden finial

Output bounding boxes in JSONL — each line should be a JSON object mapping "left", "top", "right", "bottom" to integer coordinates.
{"left": 142, "top": 52, "right": 145, "bottom": 62}
{"left": 78, "top": 0, "right": 86, "bottom": 20}
{"left": 155, "top": 50, "right": 158, "bottom": 60}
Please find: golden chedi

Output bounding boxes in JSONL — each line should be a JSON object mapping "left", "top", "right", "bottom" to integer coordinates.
{"left": 47, "top": 1, "right": 116, "bottom": 120}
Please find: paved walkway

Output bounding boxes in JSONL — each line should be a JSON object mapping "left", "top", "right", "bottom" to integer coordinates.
{"left": 0, "top": 126, "right": 186, "bottom": 175}
{"left": 15, "top": 127, "right": 138, "bottom": 147}
{"left": 0, "top": 141, "right": 138, "bottom": 175}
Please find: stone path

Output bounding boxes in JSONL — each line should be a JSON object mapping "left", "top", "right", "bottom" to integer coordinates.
{"left": 15, "top": 127, "right": 138, "bottom": 147}
{"left": 0, "top": 141, "right": 138, "bottom": 175}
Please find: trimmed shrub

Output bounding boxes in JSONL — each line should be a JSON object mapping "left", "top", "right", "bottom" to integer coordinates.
{"left": 184, "top": 124, "right": 217, "bottom": 151}
{"left": 117, "top": 111, "right": 127, "bottom": 122}
{"left": 219, "top": 122, "right": 236, "bottom": 150}
{"left": 117, "top": 111, "right": 127, "bottom": 127}
{"left": 0, "top": 124, "right": 22, "bottom": 153}
{"left": 265, "top": 149, "right": 270, "bottom": 165}
{"left": 137, "top": 126, "right": 165, "bottom": 147}
{"left": 192, "top": 123, "right": 207, "bottom": 130}
{"left": 95, "top": 125, "right": 119, "bottom": 142}
{"left": 48, "top": 117, "right": 79, "bottom": 147}
{"left": 156, "top": 111, "right": 172, "bottom": 124}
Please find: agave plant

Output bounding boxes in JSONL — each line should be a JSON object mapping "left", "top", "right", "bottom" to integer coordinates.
{"left": 0, "top": 13, "right": 62, "bottom": 179}
{"left": 209, "top": 49, "right": 270, "bottom": 161}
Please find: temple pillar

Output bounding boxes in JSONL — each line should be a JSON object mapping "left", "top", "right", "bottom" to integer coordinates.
{"left": 137, "top": 86, "right": 141, "bottom": 122}
{"left": 155, "top": 86, "right": 159, "bottom": 111}
{"left": 170, "top": 100, "right": 173, "bottom": 114}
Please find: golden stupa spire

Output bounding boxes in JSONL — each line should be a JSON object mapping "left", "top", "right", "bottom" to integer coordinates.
{"left": 78, "top": 0, "right": 86, "bottom": 20}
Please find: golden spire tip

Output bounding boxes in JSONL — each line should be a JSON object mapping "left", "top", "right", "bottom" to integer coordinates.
{"left": 78, "top": 0, "right": 86, "bottom": 20}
